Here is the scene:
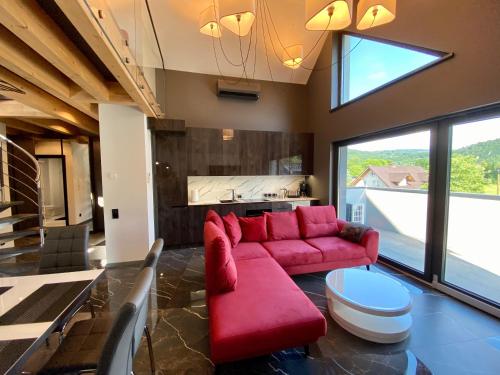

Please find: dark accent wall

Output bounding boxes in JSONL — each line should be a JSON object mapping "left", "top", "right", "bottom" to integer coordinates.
{"left": 306, "top": 0, "right": 500, "bottom": 203}
{"left": 157, "top": 69, "right": 308, "bottom": 132}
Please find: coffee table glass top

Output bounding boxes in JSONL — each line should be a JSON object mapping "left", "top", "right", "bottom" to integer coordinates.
{"left": 326, "top": 269, "right": 411, "bottom": 316}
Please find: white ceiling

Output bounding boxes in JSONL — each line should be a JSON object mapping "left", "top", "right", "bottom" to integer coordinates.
{"left": 109, "top": 0, "right": 329, "bottom": 85}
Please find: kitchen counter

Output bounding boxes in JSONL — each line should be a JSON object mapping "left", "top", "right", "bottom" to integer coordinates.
{"left": 188, "top": 197, "right": 320, "bottom": 206}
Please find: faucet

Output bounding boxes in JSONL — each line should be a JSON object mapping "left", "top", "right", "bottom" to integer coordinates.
{"left": 226, "top": 188, "right": 236, "bottom": 201}
{"left": 280, "top": 187, "right": 288, "bottom": 199}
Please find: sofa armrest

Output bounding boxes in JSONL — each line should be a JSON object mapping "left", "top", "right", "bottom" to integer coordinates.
{"left": 336, "top": 219, "right": 348, "bottom": 232}
{"left": 361, "top": 229, "right": 379, "bottom": 263}
{"left": 337, "top": 219, "right": 379, "bottom": 263}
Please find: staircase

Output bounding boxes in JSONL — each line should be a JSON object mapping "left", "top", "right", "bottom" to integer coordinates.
{"left": 0, "top": 134, "right": 44, "bottom": 257}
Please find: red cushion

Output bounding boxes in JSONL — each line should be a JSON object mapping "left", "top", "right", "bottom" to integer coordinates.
{"left": 261, "top": 240, "right": 322, "bottom": 267}
{"left": 222, "top": 212, "right": 242, "bottom": 247}
{"left": 206, "top": 209, "right": 225, "bottom": 233}
{"left": 265, "top": 211, "right": 301, "bottom": 240}
{"left": 209, "top": 257, "right": 326, "bottom": 363}
{"left": 232, "top": 242, "right": 270, "bottom": 261}
{"left": 238, "top": 216, "right": 267, "bottom": 242}
{"left": 306, "top": 236, "right": 366, "bottom": 262}
{"left": 296, "top": 205, "right": 339, "bottom": 238}
{"left": 204, "top": 222, "right": 237, "bottom": 295}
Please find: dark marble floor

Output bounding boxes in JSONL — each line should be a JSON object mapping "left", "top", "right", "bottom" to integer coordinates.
{"left": 3, "top": 247, "right": 500, "bottom": 374}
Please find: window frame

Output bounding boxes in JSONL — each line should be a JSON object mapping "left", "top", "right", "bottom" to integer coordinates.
{"left": 331, "top": 102, "right": 500, "bottom": 315}
{"left": 330, "top": 31, "right": 454, "bottom": 111}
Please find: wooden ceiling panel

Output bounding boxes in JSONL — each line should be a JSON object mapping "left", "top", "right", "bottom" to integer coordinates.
{"left": 0, "top": 0, "right": 109, "bottom": 102}
{"left": 0, "top": 67, "right": 99, "bottom": 134}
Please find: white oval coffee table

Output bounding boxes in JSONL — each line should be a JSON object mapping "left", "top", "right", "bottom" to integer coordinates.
{"left": 325, "top": 268, "right": 412, "bottom": 343}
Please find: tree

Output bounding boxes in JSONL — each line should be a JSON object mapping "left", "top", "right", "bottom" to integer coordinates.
{"left": 450, "top": 154, "right": 486, "bottom": 193}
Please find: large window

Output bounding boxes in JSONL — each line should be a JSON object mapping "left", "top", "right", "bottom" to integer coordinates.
{"left": 444, "top": 117, "right": 500, "bottom": 304}
{"left": 338, "top": 130, "right": 431, "bottom": 273}
{"left": 332, "top": 33, "right": 450, "bottom": 109}
{"left": 333, "top": 105, "right": 500, "bottom": 309}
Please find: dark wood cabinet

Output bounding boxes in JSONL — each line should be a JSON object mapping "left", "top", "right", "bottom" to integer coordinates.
{"left": 153, "top": 123, "right": 315, "bottom": 247}
{"left": 185, "top": 129, "right": 313, "bottom": 176}
{"left": 163, "top": 201, "right": 298, "bottom": 247}
{"left": 154, "top": 130, "right": 187, "bottom": 206}
{"left": 288, "top": 132, "right": 314, "bottom": 175}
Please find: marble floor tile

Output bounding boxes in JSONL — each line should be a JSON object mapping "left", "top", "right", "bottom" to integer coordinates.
{"left": 3, "top": 247, "right": 498, "bottom": 375}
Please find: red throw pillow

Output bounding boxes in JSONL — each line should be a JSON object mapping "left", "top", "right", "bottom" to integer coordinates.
{"left": 264, "top": 211, "right": 301, "bottom": 240}
{"left": 206, "top": 209, "right": 225, "bottom": 233}
{"left": 222, "top": 212, "right": 242, "bottom": 247}
{"left": 296, "top": 205, "right": 339, "bottom": 238}
{"left": 204, "top": 222, "right": 237, "bottom": 295}
{"left": 238, "top": 215, "right": 267, "bottom": 242}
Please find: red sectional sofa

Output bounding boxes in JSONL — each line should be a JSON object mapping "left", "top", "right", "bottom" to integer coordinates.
{"left": 204, "top": 205, "right": 379, "bottom": 364}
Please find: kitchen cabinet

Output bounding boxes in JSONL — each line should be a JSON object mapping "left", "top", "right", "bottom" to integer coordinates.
{"left": 154, "top": 130, "right": 187, "bottom": 205}
{"left": 162, "top": 201, "right": 298, "bottom": 247}
{"left": 184, "top": 128, "right": 313, "bottom": 176}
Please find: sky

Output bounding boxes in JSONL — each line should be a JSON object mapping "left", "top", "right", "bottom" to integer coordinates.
{"left": 343, "top": 35, "right": 439, "bottom": 101}
{"left": 350, "top": 118, "right": 500, "bottom": 152}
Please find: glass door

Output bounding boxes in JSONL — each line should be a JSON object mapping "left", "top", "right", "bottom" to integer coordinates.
{"left": 38, "top": 156, "right": 68, "bottom": 227}
{"left": 443, "top": 116, "right": 500, "bottom": 304}
{"left": 337, "top": 129, "right": 431, "bottom": 274}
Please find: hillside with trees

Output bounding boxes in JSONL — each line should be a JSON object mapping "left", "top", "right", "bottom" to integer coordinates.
{"left": 347, "top": 138, "right": 499, "bottom": 194}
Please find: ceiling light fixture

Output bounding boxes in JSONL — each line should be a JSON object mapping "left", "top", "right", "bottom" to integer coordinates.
{"left": 219, "top": 0, "right": 256, "bottom": 36}
{"left": 199, "top": 5, "right": 222, "bottom": 38}
{"left": 356, "top": 0, "right": 396, "bottom": 30}
{"left": 204, "top": 0, "right": 397, "bottom": 78}
{"left": 282, "top": 45, "right": 304, "bottom": 70}
{"left": 305, "top": 0, "right": 353, "bottom": 31}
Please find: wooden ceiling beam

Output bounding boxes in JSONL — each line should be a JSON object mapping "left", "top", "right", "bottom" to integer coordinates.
{"left": 1, "top": 118, "right": 46, "bottom": 135}
{"left": 0, "top": 25, "right": 98, "bottom": 120}
{"left": 0, "top": 67, "right": 99, "bottom": 135}
{"left": 20, "top": 118, "right": 79, "bottom": 136}
{"left": 0, "top": 0, "right": 109, "bottom": 102}
{"left": 56, "top": 0, "right": 162, "bottom": 117}
{"left": 70, "top": 81, "right": 134, "bottom": 105}
{"left": 0, "top": 100, "right": 53, "bottom": 118}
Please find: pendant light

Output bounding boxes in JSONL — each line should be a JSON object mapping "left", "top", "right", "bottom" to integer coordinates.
{"left": 282, "top": 45, "right": 304, "bottom": 69}
{"left": 305, "top": 0, "right": 353, "bottom": 31}
{"left": 218, "top": 0, "right": 256, "bottom": 36}
{"left": 357, "top": 0, "right": 396, "bottom": 30}
{"left": 199, "top": 6, "right": 222, "bottom": 38}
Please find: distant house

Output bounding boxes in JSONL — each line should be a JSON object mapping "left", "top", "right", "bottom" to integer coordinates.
{"left": 351, "top": 166, "right": 429, "bottom": 189}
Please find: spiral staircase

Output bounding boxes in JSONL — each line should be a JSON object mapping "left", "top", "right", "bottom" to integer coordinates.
{"left": 0, "top": 134, "right": 44, "bottom": 258}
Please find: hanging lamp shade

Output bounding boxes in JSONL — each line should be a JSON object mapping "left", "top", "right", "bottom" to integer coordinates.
{"left": 282, "top": 45, "right": 304, "bottom": 69}
{"left": 218, "top": 0, "right": 256, "bottom": 36}
{"left": 357, "top": 0, "right": 396, "bottom": 30}
{"left": 305, "top": 0, "right": 353, "bottom": 31}
{"left": 199, "top": 6, "right": 222, "bottom": 38}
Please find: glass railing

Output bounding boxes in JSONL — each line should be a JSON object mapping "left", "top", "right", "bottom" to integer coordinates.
{"left": 83, "top": 0, "right": 165, "bottom": 115}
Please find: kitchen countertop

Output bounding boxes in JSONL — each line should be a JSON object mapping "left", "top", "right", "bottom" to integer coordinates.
{"left": 188, "top": 197, "right": 320, "bottom": 206}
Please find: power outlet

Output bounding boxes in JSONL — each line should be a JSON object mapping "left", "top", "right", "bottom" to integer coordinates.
{"left": 112, "top": 208, "right": 119, "bottom": 219}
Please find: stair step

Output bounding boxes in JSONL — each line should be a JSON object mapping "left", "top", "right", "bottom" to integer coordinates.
{"left": 0, "top": 244, "right": 40, "bottom": 257}
{"left": 0, "top": 201, "right": 24, "bottom": 212}
{"left": 0, "top": 214, "right": 39, "bottom": 226}
{"left": 0, "top": 229, "right": 39, "bottom": 244}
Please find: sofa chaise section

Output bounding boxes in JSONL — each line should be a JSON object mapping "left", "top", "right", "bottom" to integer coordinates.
{"left": 209, "top": 257, "right": 326, "bottom": 363}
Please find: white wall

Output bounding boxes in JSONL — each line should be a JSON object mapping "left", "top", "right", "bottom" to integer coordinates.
{"left": 99, "top": 104, "right": 155, "bottom": 263}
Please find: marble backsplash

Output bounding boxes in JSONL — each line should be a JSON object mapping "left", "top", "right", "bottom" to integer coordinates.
{"left": 188, "top": 175, "right": 306, "bottom": 202}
